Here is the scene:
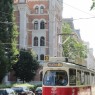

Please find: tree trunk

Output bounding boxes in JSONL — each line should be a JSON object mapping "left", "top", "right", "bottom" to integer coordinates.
{"left": 23, "top": 79, "right": 24, "bottom": 83}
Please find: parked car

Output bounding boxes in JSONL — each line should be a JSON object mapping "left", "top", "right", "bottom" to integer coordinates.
{"left": 11, "top": 86, "right": 33, "bottom": 95}
{"left": 0, "top": 89, "right": 15, "bottom": 95}
{"left": 34, "top": 87, "right": 42, "bottom": 95}
{"left": 0, "top": 89, "right": 7, "bottom": 95}
{"left": 5, "top": 88, "right": 15, "bottom": 95}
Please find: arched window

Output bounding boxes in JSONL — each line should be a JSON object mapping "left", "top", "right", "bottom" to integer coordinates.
{"left": 40, "top": 37, "right": 45, "bottom": 46}
{"left": 40, "top": 6, "right": 44, "bottom": 14}
{"left": 35, "top": 6, "right": 39, "bottom": 14}
{"left": 34, "top": 37, "right": 38, "bottom": 46}
{"left": 34, "top": 21, "right": 38, "bottom": 30}
{"left": 40, "top": 21, "right": 44, "bottom": 29}
{"left": 40, "top": 54, "right": 44, "bottom": 60}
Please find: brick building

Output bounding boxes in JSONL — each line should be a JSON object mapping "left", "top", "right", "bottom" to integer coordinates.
{"left": 4, "top": 0, "right": 63, "bottom": 85}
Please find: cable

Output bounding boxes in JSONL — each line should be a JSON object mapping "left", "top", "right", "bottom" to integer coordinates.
{"left": 0, "top": 26, "right": 60, "bottom": 50}
{"left": 0, "top": 27, "right": 88, "bottom": 58}
{"left": 0, "top": 1, "right": 91, "bottom": 57}
{"left": 0, "top": 0, "right": 95, "bottom": 26}
{"left": 0, "top": 1, "right": 93, "bottom": 44}
{"left": 57, "top": 0, "right": 95, "bottom": 16}
{"left": 0, "top": 20, "right": 89, "bottom": 55}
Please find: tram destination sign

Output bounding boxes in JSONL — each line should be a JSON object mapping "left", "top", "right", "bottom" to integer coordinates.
{"left": 47, "top": 63, "right": 63, "bottom": 67}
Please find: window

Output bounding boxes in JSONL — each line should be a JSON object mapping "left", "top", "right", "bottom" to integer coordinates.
{"left": 34, "top": 37, "right": 38, "bottom": 46}
{"left": 40, "top": 6, "right": 44, "bottom": 14}
{"left": 81, "top": 71, "right": 84, "bottom": 85}
{"left": 69, "top": 69, "right": 76, "bottom": 86}
{"left": 76, "top": 70, "right": 81, "bottom": 85}
{"left": 40, "top": 54, "right": 44, "bottom": 60}
{"left": 91, "top": 73, "right": 94, "bottom": 85}
{"left": 94, "top": 75, "right": 95, "bottom": 84}
{"left": 40, "top": 72, "right": 43, "bottom": 81}
{"left": 34, "top": 21, "right": 38, "bottom": 30}
{"left": 35, "top": 6, "right": 39, "bottom": 14}
{"left": 40, "top": 37, "right": 45, "bottom": 46}
{"left": 43, "top": 70, "right": 68, "bottom": 86}
{"left": 19, "top": 0, "right": 25, "bottom": 3}
{"left": 40, "top": 21, "right": 44, "bottom": 29}
{"left": 84, "top": 72, "right": 90, "bottom": 85}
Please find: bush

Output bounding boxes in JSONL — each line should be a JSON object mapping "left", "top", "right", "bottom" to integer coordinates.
{"left": 0, "top": 83, "right": 42, "bottom": 92}
{"left": 28, "top": 84, "right": 42, "bottom": 92}
{"left": 0, "top": 84, "right": 12, "bottom": 89}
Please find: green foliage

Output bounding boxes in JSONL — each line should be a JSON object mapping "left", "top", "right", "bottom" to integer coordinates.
{"left": 29, "top": 84, "right": 42, "bottom": 92}
{"left": 90, "top": 1, "right": 95, "bottom": 10}
{"left": 62, "top": 22, "right": 87, "bottom": 59}
{"left": 0, "top": 41, "right": 8, "bottom": 83}
{"left": 0, "top": 0, "right": 18, "bottom": 83}
{"left": 12, "top": 83, "right": 42, "bottom": 92}
{"left": 13, "top": 83, "right": 32, "bottom": 87}
{"left": 0, "top": 84, "right": 12, "bottom": 89}
{"left": 0, "top": 83, "right": 42, "bottom": 93}
{"left": 13, "top": 49, "right": 40, "bottom": 83}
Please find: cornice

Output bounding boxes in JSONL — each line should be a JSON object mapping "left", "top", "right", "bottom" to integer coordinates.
{"left": 14, "top": 4, "right": 31, "bottom": 15}
{"left": 29, "top": 14, "right": 48, "bottom": 16}
{"left": 28, "top": 29, "right": 48, "bottom": 32}
{"left": 47, "top": 9, "right": 56, "bottom": 15}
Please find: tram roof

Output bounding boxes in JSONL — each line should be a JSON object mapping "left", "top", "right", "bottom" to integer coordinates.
{"left": 43, "top": 57, "right": 95, "bottom": 72}
{"left": 44, "top": 62, "right": 95, "bottom": 72}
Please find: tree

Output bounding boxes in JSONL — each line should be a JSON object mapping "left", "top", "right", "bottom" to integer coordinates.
{"left": 62, "top": 22, "right": 87, "bottom": 59}
{"left": 90, "top": 0, "right": 95, "bottom": 10}
{"left": 13, "top": 49, "right": 40, "bottom": 83}
{"left": 0, "top": 0, "right": 18, "bottom": 83}
{"left": 0, "top": 41, "right": 8, "bottom": 83}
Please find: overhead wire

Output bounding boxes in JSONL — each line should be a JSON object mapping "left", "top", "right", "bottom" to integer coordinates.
{"left": 0, "top": 0, "right": 92, "bottom": 55}
{"left": 57, "top": 0, "right": 95, "bottom": 16}
{"left": 0, "top": 26, "right": 60, "bottom": 52}
{"left": 0, "top": 0, "right": 95, "bottom": 26}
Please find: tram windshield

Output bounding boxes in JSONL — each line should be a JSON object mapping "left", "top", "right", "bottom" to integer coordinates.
{"left": 43, "top": 70, "right": 68, "bottom": 86}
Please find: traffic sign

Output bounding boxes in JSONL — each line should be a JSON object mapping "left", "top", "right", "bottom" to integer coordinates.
{"left": 45, "top": 55, "right": 49, "bottom": 61}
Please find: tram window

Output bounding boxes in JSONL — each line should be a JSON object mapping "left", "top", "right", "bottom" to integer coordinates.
{"left": 43, "top": 70, "right": 68, "bottom": 86}
{"left": 94, "top": 75, "right": 95, "bottom": 84}
{"left": 69, "top": 69, "right": 76, "bottom": 86}
{"left": 77, "top": 70, "right": 81, "bottom": 85}
{"left": 84, "top": 72, "right": 90, "bottom": 85}
{"left": 87, "top": 73, "right": 90, "bottom": 85}
{"left": 81, "top": 71, "right": 84, "bottom": 85}
{"left": 91, "top": 73, "right": 94, "bottom": 85}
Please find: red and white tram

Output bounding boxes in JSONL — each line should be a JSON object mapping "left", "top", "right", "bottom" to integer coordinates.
{"left": 42, "top": 57, "right": 95, "bottom": 95}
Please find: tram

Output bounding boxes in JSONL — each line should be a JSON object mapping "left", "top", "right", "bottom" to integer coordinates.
{"left": 42, "top": 57, "right": 95, "bottom": 95}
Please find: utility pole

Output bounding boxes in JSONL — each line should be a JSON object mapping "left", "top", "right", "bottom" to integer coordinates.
{"left": 58, "top": 33, "right": 74, "bottom": 56}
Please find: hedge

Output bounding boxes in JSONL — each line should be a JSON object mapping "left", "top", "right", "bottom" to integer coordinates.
{"left": 0, "top": 83, "right": 42, "bottom": 92}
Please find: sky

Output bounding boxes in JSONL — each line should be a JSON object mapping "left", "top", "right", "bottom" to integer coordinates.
{"left": 62, "top": 0, "right": 95, "bottom": 57}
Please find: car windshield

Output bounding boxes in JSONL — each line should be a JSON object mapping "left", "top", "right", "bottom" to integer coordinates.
{"left": 0, "top": 90, "right": 7, "bottom": 95}
{"left": 43, "top": 70, "right": 68, "bottom": 86}
{"left": 12, "top": 87, "right": 23, "bottom": 92}
{"left": 36, "top": 87, "right": 42, "bottom": 91}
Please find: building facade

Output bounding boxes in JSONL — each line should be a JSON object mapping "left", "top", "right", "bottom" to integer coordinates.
{"left": 4, "top": 0, "right": 63, "bottom": 85}
{"left": 83, "top": 42, "right": 95, "bottom": 69}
